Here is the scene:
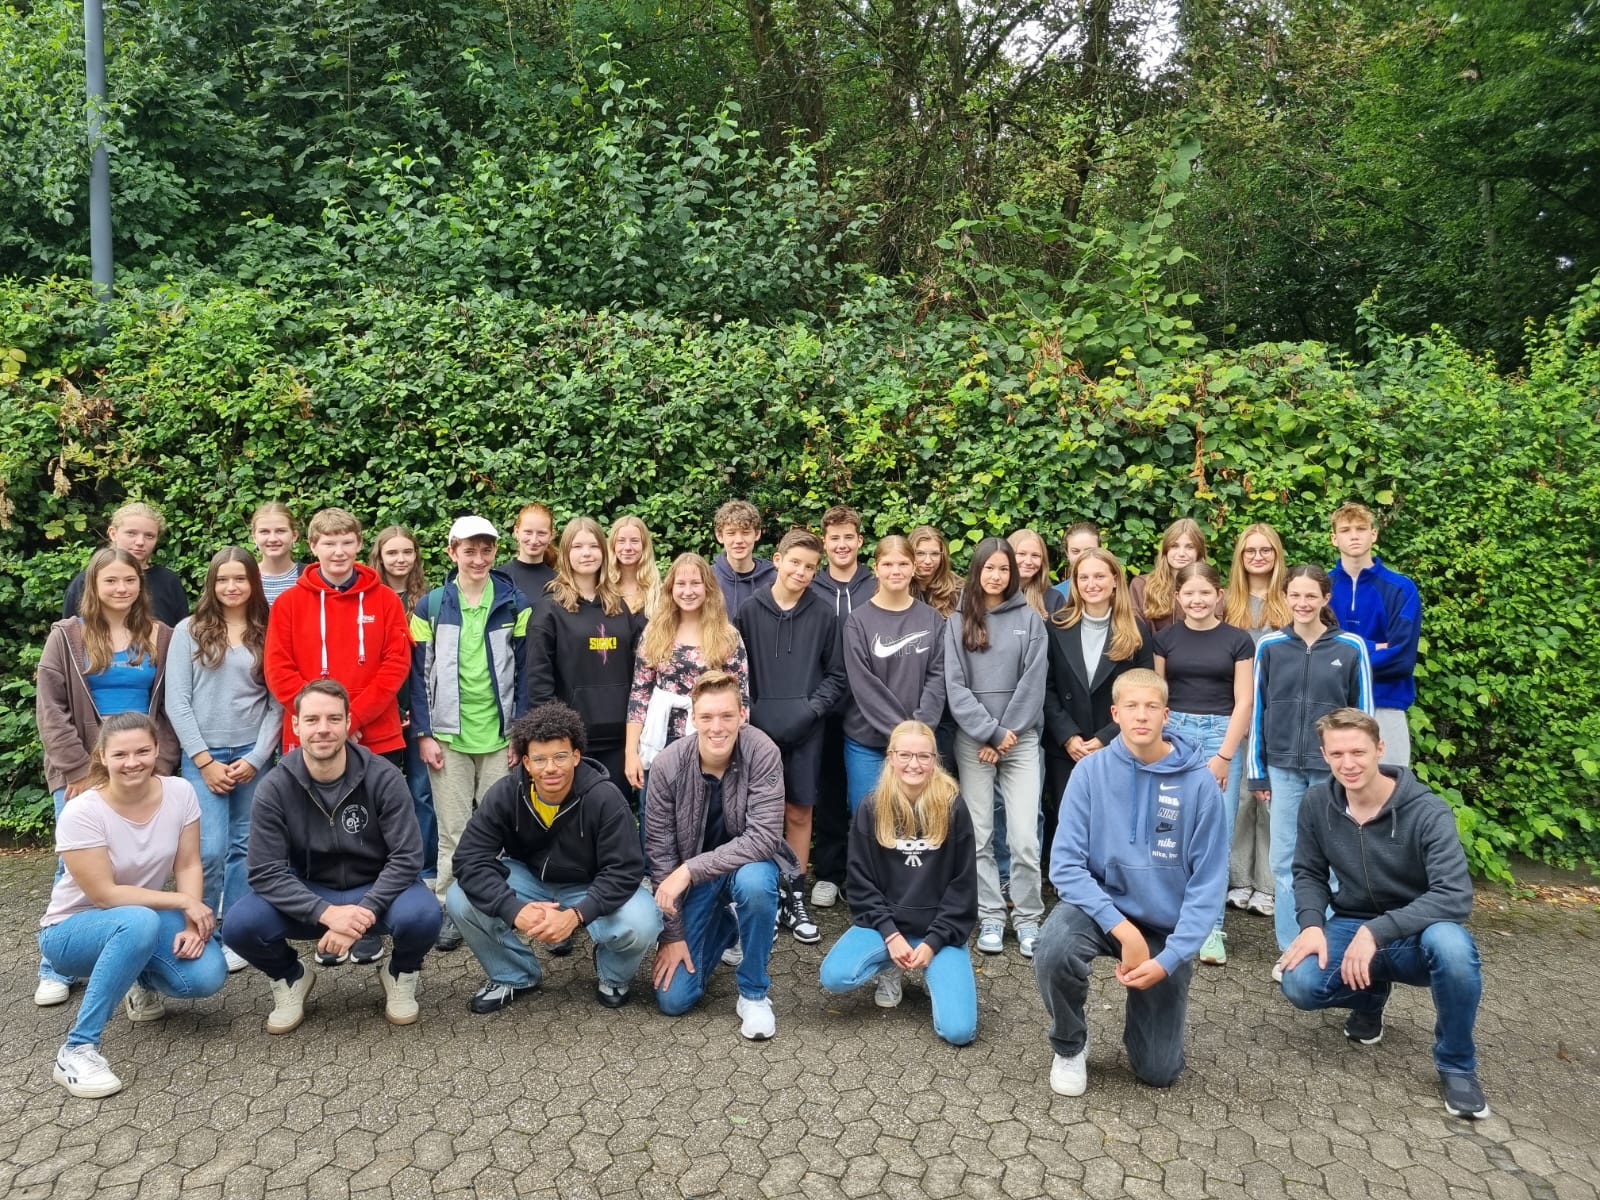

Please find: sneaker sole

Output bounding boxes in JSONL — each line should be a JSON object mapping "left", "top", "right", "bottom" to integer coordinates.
{"left": 1346, "top": 1029, "right": 1384, "bottom": 1046}
{"left": 1199, "top": 953, "right": 1227, "bottom": 965}
{"left": 1445, "top": 1100, "right": 1492, "bottom": 1120}
{"left": 790, "top": 929, "right": 821, "bottom": 945}
{"left": 977, "top": 941, "right": 1005, "bottom": 955}
{"left": 53, "top": 1065, "right": 123, "bottom": 1099}
{"left": 384, "top": 1007, "right": 419, "bottom": 1026}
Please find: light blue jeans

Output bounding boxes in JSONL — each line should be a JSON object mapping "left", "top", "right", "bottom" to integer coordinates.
{"left": 179, "top": 744, "right": 263, "bottom": 920}
{"left": 1167, "top": 711, "right": 1242, "bottom": 934}
{"left": 843, "top": 737, "right": 887, "bottom": 815}
{"left": 445, "top": 861, "right": 662, "bottom": 991}
{"left": 40, "top": 785, "right": 74, "bottom": 986}
{"left": 820, "top": 924, "right": 977, "bottom": 1046}
{"left": 39, "top": 907, "right": 227, "bottom": 1047}
{"left": 1267, "top": 766, "right": 1330, "bottom": 951}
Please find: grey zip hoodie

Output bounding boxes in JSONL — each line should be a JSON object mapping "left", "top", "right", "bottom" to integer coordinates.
{"left": 1292, "top": 766, "right": 1473, "bottom": 945}
{"left": 943, "top": 593, "right": 1048, "bottom": 746}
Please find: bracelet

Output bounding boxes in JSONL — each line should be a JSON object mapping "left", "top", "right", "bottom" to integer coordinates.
{"left": 195, "top": 755, "right": 215, "bottom": 768}
{"left": 1216, "top": 753, "right": 1233, "bottom": 762}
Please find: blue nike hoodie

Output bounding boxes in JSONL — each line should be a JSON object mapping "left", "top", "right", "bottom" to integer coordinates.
{"left": 1050, "top": 727, "right": 1229, "bottom": 976}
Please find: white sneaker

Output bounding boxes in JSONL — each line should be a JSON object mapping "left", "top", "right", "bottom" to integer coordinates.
{"left": 874, "top": 968, "right": 903, "bottom": 1009}
{"left": 54, "top": 1043, "right": 123, "bottom": 1099}
{"left": 379, "top": 966, "right": 420, "bottom": 1025}
{"left": 123, "top": 983, "right": 167, "bottom": 1023}
{"left": 1247, "top": 890, "right": 1276, "bottom": 917}
{"left": 737, "top": 995, "right": 776, "bottom": 1040}
{"left": 1050, "top": 1048, "right": 1088, "bottom": 1097}
{"left": 266, "top": 964, "right": 315, "bottom": 1034}
{"left": 721, "top": 938, "right": 745, "bottom": 967}
{"left": 1271, "top": 961, "right": 1285, "bottom": 983}
{"left": 34, "top": 978, "right": 70, "bottom": 1007}
{"left": 811, "top": 880, "right": 839, "bottom": 908}
{"left": 1226, "top": 886, "right": 1253, "bottom": 911}
{"left": 223, "top": 946, "right": 249, "bottom": 974}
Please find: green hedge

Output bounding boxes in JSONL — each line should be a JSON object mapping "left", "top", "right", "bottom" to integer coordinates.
{"left": 3, "top": 276, "right": 1598, "bottom": 875}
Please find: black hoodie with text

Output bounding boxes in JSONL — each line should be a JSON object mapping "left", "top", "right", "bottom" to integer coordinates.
{"left": 525, "top": 596, "right": 646, "bottom": 752}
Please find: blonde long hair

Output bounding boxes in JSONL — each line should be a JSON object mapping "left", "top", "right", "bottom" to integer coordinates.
{"left": 1050, "top": 548, "right": 1144, "bottom": 661}
{"left": 550, "top": 517, "right": 624, "bottom": 615}
{"left": 80, "top": 548, "right": 158, "bottom": 673}
{"left": 640, "top": 553, "right": 739, "bottom": 668}
{"left": 1138, "top": 518, "right": 1209, "bottom": 623}
{"left": 606, "top": 515, "right": 660, "bottom": 614}
{"left": 871, "top": 721, "right": 959, "bottom": 849}
{"left": 908, "top": 525, "right": 960, "bottom": 617}
{"left": 1224, "top": 523, "right": 1291, "bottom": 630}
{"left": 1007, "top": 528, "right": 1054, "bottom": 619}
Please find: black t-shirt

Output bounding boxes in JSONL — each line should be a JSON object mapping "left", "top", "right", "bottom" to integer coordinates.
{"left": 502, "top": 559, "right": 556, "bottom": 609}
{"left": 309, "top": 764, "right": 351, "bottom": 816}
{"left": 1154, "top": 621, "right": 1255, "bottom": 715}
{"left": 700, "top": 772, "right": 728, "bottom": 854}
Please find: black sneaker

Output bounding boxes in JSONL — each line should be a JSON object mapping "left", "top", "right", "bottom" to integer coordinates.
{"left": 435, "top": 914, "right": 463, "bottom": 952}
{"left": 349, "top": 934, "right": 386, "bottom": 965}
{"left": 469, "top": 980, "right": 538, "bottom": 1014}
{"left": 777, "top": 883, "right": 821, "bottom": 944}
{"left": 1441, "top": 1072, "right": 1492, "bottom": 1120}
{"left": 1344, "top": 1008, "right": 1385, "bottom": 1045}
{"left": 548, "top": 936, "right": 574, "bottom": 957}
{"left": 314, "top": 948, "right": 349, "bottom": 967}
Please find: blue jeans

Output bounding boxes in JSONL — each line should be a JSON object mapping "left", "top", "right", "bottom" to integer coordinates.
{"left": 820, "top": 924, "right": 977, "bottom": 1046}
{"left": 1168, "top": 711, "right": 1242, "bottom": 934}
{"left": 223, "top": 880, "right": 443, "bottom": 979}
{"left": 1267, "top": 766, "right": 1329, "bottom": 951}
{"left": 39, "top": 907, "right": 227, "bottom": 1047}
{"left": 444, "top": 862, "right": 661, "bottom": 991}
{"left": 843, "top": 737, "right": 886, "bottom": 815}
{"left": 1281, "top": 917, "right": 1482, "bottom": 1076}
{"left": 403, "top": 726, "right": 438, "bottom": 876}
{"left": 1032, "top": 901, "right": 1194, "bottom": 1087}
{"left": 656, "top": 861, "right": 780, "bottom": 1011}
{"left": 179, "top": 744, "right": 264, "bottom": 920}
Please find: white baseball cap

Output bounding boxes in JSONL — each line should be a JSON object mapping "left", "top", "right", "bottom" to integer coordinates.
{"left": 448, "top": 515, "right": 499, "bottom": 542}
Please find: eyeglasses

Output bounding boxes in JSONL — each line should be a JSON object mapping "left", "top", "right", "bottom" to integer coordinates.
{"left": 891, "top": 751, "right": 935, "bottom": 765}
{"left": 1243, "top": 547, "right": 1276, "bottom": 558}
{"left": 526, "top": 753, "right": 574, "bottom": 768}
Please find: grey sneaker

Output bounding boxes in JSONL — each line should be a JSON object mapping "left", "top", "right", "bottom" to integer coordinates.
{"left": 1016, "top": 924, "right": 1041, "bottom": 960}
{"left": 123, "top": 982, "right": 166, "bottom": 1023}
{"left": 435, "top": 913, "right": 463, "bottom": 952}
{"left": 976, "top": 922, "right": 1006, "bottom": 954}
{"left": 810, "top": 880, "right": 840, "bottom": 908}
{"left": 266, "top": 964, "right": 315, "bottom": 1035}
{"left": 873, "top": 968, "right": 903, "bottom": 1009}
{"left": 379, "top": 966, "right": 420, "bottom": 1025}
{"left": 1441, "top": 1072, "right": 1491, "bottom": 1120}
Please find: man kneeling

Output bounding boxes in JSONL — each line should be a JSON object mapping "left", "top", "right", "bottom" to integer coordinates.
{"left": 447, "top": 702, "right": 661, "bottom": 1011}
{"left": 1279, "top": 708, "right": 1490, "bottom": 1120}
{"left": 647, "top": 671, "right": 795, "bottom": 1041}
{"left": 1033, "top": 669, "right": 1227, "bottom": 1095}
{"left": 225, "top": 681, "right": 440, "bottom": 1031}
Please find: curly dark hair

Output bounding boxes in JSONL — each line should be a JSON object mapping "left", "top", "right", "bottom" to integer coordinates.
{"left": 510, "top": 702, "right": 588, "bottom": 759}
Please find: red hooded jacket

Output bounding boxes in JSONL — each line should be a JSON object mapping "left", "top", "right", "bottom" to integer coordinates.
{"left": 264, "top": 563, "right": 412, "bottom": 754}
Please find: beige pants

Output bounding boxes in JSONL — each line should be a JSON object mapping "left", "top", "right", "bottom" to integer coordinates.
{"left": 428, "top": 744, "right": 510, "bottom": 897}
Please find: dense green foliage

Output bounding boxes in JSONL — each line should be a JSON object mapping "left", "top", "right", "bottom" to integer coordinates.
{"left": 4, "top": 273, "right": 1598, "bottom": 873}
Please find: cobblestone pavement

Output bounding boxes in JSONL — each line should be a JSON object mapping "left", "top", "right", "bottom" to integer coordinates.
{"left": 2, "top": 850, "right": 1596, "bottom": 1200}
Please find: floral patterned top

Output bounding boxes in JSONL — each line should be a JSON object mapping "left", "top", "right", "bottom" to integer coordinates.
{"left": 627, "top": 637, "right": 751, "bottom": 743}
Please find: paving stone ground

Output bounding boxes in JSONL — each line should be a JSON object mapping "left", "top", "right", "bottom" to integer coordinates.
{"left": 1, "top": 849, "right": 1596, "bottom": 1200}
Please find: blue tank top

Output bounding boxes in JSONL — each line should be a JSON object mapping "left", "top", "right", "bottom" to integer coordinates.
{"left": 85, "top": 648, "right": 157, "bottom": 715}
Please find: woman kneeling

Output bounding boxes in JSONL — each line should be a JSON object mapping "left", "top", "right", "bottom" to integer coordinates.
{"left": 38, "top": 713, "right": 226, "bottom": 1098}
{"left": 819, "top": 721, "right": 978, "bottom": 1045}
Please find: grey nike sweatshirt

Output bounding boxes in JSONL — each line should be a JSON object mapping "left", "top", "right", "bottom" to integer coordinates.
{"left": 842, "top": 600, "right": 947, "bottom": 748}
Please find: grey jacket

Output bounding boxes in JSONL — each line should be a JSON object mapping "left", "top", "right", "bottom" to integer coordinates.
{"left": 944, "top": 593, "right": 1048, "bottom": 746}
{"left": 643, "top": 725, "right": 800, "bottom": 942}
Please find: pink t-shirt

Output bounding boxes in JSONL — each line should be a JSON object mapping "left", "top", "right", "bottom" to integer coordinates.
{"left": 41, "top": 776, "right": 201, "bottom": 928}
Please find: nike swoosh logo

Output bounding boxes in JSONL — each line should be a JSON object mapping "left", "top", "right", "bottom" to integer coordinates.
{"left": 1159, "top": 784, "right": 1180, "bottom": 792}
{"left": 873, "top": 632, "right": 929, "bottom": 658}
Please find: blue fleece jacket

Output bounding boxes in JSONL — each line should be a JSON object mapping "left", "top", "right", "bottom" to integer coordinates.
{"left": 1330, "top": 556, "right": 1421, "bottom": 711}
{"left": 1049, "top": 727, "right": 1229, "bottom": 976}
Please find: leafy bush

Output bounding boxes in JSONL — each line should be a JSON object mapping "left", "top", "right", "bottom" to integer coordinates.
{"left": 3, "top": 274, "right": 1597, "bottom": 874}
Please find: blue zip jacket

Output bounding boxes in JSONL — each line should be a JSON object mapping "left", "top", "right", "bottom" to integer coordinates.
{"left": 1329, "top": 556, "right": 1421, "bottom": 710}
{"left": 1247, "top": 627, "right": 1374, "bottom": 790}
{"left": 1049, "top": 727, "right": 1229, "bottom": 976}
{"left": 409, "top": 571, "right": 530, "bottom": 743}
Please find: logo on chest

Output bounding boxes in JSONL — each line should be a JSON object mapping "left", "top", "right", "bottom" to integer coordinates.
{"left": 341, "top": 805, "right": 371, "bottom": 835}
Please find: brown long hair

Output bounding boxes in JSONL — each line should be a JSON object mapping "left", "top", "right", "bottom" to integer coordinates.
{"left": 1138, "top": 518, "right": 1209, "bottom": 623}
{"left": 550, "top": 517, "right": 624, "bottom": 615}
{"left": 641, "top": 553, "right": 739, "bottom": 668}
{"left": 82, "top": 712, "right": 161, "bottom": 792}
{"left": 1051, "top": 548, "right": 1144, "bottom": 661}
{"left": 871, "top": 721, "right": 958, "bottom": 849}
{"left": 189, "top": 547, "right": 270, "bottom": 679}
{"left": 908, "top": 525, "right": 960, "bottom": 617}
{"left": 1007, "top": 528, "right": 1053, "bottom": 618}
{"left": 370, "top": 525, "right": 427, "bottom": 613}
{"left": 1224, "top": 523, "right": 1291, "bottom": 630}
{"left": 79, "top": 548, "right": 157, "bottom": 673}
{"left": 957, "top": 537, "right": 1020, "bottom": 653}
{"left": 1285, "top": 563, "right": 1340, "bottom": 631}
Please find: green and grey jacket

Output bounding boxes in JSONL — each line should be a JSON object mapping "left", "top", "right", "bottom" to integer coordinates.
{"left": 409, "top": 571, "right": 531, "bottom": 741}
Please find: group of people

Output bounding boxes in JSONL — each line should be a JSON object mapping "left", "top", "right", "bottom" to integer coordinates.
{"left": 32, "top": 495, "right": 1489, "bottom": 1123}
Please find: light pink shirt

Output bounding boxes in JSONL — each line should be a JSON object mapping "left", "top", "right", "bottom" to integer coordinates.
{"left": 42, "top": 776, "right": 200, "bottom": 927}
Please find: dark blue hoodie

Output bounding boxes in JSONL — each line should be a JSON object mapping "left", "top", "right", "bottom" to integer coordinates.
{"left": 1050, "top": 727, "right": 1229, "bottom": 975}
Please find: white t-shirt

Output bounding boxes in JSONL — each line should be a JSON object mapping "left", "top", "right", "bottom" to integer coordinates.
{"left": 42, "top": 776, "right": 201, "bottom": 928}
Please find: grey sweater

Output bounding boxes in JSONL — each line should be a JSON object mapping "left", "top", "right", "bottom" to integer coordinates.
{"left": 165, "top": 619, "right": 283, "bottom": 770}
{"left": 1292, "top": 767, "right": 1473, "bottom": 945}
{"left": 842, "top": 601, "right": 947, "bottom": 748}
{"left": 944, "top": 593, "right": 1048, "bottom": 745}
